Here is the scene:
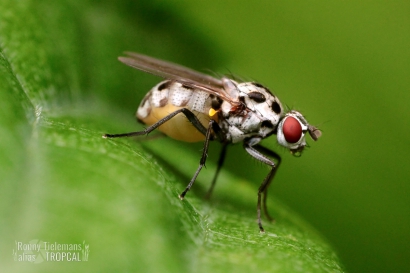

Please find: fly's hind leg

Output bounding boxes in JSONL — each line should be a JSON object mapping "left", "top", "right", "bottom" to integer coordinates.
{"left": 103, "top": 108, "right": 207, "bottom": 139}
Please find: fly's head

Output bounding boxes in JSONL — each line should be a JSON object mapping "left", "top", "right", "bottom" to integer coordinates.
{"left": 277, "top": 110, "right": 322, "bottom": 156}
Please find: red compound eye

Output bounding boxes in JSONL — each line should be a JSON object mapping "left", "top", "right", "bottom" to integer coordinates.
{"left": 283, "top": 116, "right": 302, "bottom": 143}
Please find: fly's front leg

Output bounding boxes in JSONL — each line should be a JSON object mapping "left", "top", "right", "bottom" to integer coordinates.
{"left": 244, "top": 138, "right": 281, "bottom": 233}
{"left": 253, "top": 144, "right": 281, "bottom": 222}
{"left": 179, "top": 119, "right": 219, "bottom": 199}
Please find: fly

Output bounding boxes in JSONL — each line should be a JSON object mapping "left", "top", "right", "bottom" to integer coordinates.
{"left": 103, "top": 52, "right": 322, "bottom": 232}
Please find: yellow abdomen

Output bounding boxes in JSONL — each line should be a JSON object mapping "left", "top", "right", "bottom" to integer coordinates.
{"left": 136, "top": 81, "right": 218, "bottom": 142}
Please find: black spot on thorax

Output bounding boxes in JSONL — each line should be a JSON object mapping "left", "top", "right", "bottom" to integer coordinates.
{"left": 252, "top": 82, "right": 274, "bottom": 97}
{"left": 271, "top": 101, "right": 281, "bottom": 114}
{"left": 252, "top": 82, "right": 265, "bottom": 88}
{"left": 248, "top": 91, "right": 266, "bottom": 103}
{"left": 261, "top": 120, "right": 274, "bottom": 128}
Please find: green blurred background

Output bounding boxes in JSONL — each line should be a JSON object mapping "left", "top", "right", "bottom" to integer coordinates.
{"left": 1, "top": 0, "right": 409, "bottom": 272}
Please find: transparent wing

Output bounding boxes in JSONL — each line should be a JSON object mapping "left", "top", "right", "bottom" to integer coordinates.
{"left": 118, "top": 52, "right": 237, "bottom": 103}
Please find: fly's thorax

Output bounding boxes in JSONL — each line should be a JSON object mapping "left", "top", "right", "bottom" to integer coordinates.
{"left": 136, "top": 80, "right": 216, "bottom": 142}
{"left": 220, "top": 82, "right": 283, "bottom": 143}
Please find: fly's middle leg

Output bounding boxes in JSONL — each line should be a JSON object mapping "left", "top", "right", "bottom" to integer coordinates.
{"left": 179, "top": 119, "right": 220, "bottom": 199}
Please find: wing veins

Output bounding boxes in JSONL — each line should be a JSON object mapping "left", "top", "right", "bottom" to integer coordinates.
{"left": 118, "top": 52, "right": 236, "bottom": 103}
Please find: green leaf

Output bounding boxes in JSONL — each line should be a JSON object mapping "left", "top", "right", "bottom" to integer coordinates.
{"left": 0, "top": 0, "right": 344, "bottom": 272}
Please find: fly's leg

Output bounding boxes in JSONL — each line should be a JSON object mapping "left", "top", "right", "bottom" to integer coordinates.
{"left": 179, "top": 119, "right": 222, "bottom": 199}
{"left": 102, "top": 108, "right": 207, "bottom": 138}
{"left": 205, "top": 143, "right": 228, "bottom": 199}
{"left": 244, "top": 138, "right": 281, "bottom": 233}
{"left": 103, "top": 108, "right": 226, "bottom": 201}
{"left": 253, "top": 145, "right": 281, "bottom": 222}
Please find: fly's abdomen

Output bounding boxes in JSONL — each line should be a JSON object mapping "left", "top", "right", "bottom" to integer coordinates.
{"left": 136, "top": 80, "right": 217, "bottom": 142}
